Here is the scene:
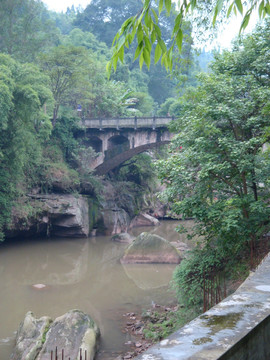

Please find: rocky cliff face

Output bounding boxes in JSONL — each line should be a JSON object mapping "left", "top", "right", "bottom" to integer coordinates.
{"left": 5, "top": 180, "right": 169, "bottom": 239}
{"left": 6, "top": 194, "right": 90, "bottom": 238}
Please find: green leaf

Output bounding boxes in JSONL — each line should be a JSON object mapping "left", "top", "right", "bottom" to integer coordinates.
{"left": 259, "top": 0, "right": 265, "bottom": 17}
{"left": 165, "top": 0, "right": 172, "bottom": 14}
{"left": 173, "top": 13, "right": 182, "bottom": 34}
{"left": 134, "top": 42, "right": 143, "bottom": 60}
{"left": 213, "top": 0, "right": 224, "bottom": 26}
{"left": 158, "top": 38, "right": 167, "bottom": 52}
{"left": 176, "top": 29, "right": 183, "bottom": 52}
{"left": 137, "top": 24, "right": 144, "bottom": 44}
{"left": 119, "top": 45, "right": 124, "bottom": 63}
{"left": 240, "top": 12, "right": 251, "bottom": 31}
{"left": 227, "top": 3, "right": 234, "bottom": 17}
{"left": 139, "top": 51, "right": 144, "bottom": 69}
{"left": 158, "top": 0, "right": 164, "bottom": 14}
{"left": 151, "top": 8, "right": 159, "bottom": 23}
{"left": 235, "top": 0, "right": 243, "bottom": 14}
{"left": 154, "top": 43, "right": 162, "bottom": 63}
{"left": 143, "top": 47, "right": 151, "bottom": 69}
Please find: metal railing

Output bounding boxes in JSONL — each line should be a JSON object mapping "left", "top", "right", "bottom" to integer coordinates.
{"left": 81, "top": 116, "right": 173, "bottom": 130}
{"left": 50, "top": 347, "right": 89, "bottom": 360}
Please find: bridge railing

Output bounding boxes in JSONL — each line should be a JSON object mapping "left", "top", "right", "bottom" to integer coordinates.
{"left": 81, "top": 116, "right": 173, "bottom": 130}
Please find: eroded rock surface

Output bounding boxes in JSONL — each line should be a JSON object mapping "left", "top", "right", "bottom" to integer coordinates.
{"left": 11, "top": 311, "right": 52, "bottom": 360}
{"left": 121, "top": 232, "right": 181, "bottom": 264}
{"left": 11, "top": 310, "right": 100, "bottom": 360}
{"left": 6, "top": 194, "right": 90, "bottom": 238}
{"left": 130, "top": 213, "right": 160, "bottom": 228}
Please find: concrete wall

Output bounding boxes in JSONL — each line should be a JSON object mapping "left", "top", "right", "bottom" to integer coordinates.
{"left": 134, "top": 254, "right": 270, "bottom": 360}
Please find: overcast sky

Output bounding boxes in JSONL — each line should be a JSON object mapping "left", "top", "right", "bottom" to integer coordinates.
{"left": 43, "top": 0, "right": 90, "bottom": 12}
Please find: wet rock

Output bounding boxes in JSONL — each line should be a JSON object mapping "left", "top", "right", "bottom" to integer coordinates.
{"left": 170, "top": 241, "right": 190, "bottom": 253}
{"left": 121, "top": 232, "right": 181, "bottom": 264}
{"left": 11, "top": 311, "right": 52, "bottom": 360}
{"left": 12, "top": 310, "right": 100, "bottom": 360}
{"left": 111, "top": 233, "right": 134, "bottom": 243}
{"left": 130, "top": 213, "right": 160, "bottom": 228}
{"left": 99, "top": 208, "right": 130, "bottom": 235}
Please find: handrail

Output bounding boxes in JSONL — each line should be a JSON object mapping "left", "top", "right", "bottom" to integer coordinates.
{"left": 81, "top": 116, "right": 174, "bottom": 130}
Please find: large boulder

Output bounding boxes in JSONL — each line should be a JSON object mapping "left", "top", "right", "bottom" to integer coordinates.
{"left": 121, "top": 232, "right": 182, "bottom": 264}
{"left": 130, "top": 213, "right": 160, "bottom": 228}
{"left": 11, "top": 312, "right": 52, "bottom": 360}
{"left": 11, "top": 310, "right": 100, "bottom": 360}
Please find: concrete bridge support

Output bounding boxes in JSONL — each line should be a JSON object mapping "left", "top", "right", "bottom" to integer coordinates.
{"left": 82, "top": 127, "right": 173, "bottom": 175}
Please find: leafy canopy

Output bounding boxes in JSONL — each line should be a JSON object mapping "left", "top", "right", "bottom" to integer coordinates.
{"left": 108, "top": 0, "right": 270, "bottom": 74}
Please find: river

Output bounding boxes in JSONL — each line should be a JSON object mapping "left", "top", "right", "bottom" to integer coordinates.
{"left": 0, "top": 220, "right": 193, "bottom": 359}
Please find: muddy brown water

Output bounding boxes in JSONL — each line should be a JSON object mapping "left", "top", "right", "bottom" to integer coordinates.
{"left": 0, "top": 220, "right": 194, "bottom": 359}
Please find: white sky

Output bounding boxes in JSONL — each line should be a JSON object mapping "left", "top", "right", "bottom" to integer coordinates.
{"left": 42, "top": 0, "right": 259, "bottom": 49}
{"left": 43, "top": 0, "right": 90, "bottom": 12}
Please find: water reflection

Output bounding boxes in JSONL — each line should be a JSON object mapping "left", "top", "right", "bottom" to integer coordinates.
{"left": 0, "top": 220, "right": 193, "bottom": 359}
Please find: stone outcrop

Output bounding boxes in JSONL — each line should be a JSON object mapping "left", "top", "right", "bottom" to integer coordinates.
{"left": 6, "top": 194, "right": 90, "bottom": 238}
{"left": 11, "top": 310, "right": 100, "bottom": 360}
{"left": 121, "top": 232, "right": 182, "bottom": 264}
{"left": 11, "top": 312, "right": 52, "bottom": 360}
{"left": 130, "top": 213, "right": 160, "bottom": 228}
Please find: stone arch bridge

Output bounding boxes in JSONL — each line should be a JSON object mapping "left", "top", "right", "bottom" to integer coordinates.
{"left": 80, "top": 116, "right": 173, "bottom": 175}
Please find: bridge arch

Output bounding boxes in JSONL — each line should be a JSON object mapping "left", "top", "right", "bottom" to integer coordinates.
{"left": 105, "top": 135, "right": 130, "bottom": 161}
{"left": 96, "top": 140, "right": 170, "bottom": 175}
{"left": 83, "top": 135, "right": 102, "bottom": 153}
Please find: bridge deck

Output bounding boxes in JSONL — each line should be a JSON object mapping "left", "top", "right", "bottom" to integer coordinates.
{"left": 81, "top": 116, "right": 173, "bottom": 130}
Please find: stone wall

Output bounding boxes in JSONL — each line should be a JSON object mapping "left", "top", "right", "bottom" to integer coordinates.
{"left": 134, "top": 254, "right": 270, "bottom": 360}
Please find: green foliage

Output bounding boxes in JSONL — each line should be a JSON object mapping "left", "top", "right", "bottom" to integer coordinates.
{"left": 0, "top": 0, "right": 59, "bottom": 62}
{"left": 156, "top": 21, "right": 270, "bottom": 307}
{"left": 0, "top": 54, "right": 53, "bottom": 240}
{"left": 108, "top": 0, "right": 270, "bottom": 74}
{"left": 114, "top": 153, "right": 156, "bottom": 188}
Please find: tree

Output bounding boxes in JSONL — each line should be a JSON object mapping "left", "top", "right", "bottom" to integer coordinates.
{"left": 0, "top": 0, "right": 59, "bottom": 62}
{"left": 74, "top": 0, "right": 142, "bottom": 46}
{"left": 108, "top": 0, "right": 270, "bottom": 74}
{"left": 39, "top": 45, "right": 93, "bottom": 126}
{"left": 156, "top": 21, "right": 270, "bottom": 307}
{"left": 0, "top": 54, "right": 53, "bottom": 240}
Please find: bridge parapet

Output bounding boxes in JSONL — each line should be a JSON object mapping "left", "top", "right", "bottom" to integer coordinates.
{"left": 81, "top": 116, "right": 173, "bottom": 130}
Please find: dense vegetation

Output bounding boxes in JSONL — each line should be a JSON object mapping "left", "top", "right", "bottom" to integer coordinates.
{"left": 157, "top": 20, "right": 270, "bottom": 313}
{"left": 0, "top": 0, "right": 199, "bottom": 240}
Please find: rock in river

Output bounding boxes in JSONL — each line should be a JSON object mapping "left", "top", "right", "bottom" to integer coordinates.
{"left": 111, "top": 232, "right": 134, "bottom": 243}
{"left": 121, "top": 232, "right": 181, "bottom": 264}
{"left": 11, "top": 310, "right": 100, "bottom": 360}
{"left": 130, "top": 213, "right": 160, "bottom": 228}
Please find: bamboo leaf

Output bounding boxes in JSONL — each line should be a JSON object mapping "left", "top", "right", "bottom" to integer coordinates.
{"left": 176, "top": 29, "right": 183, "bottom": 52}
{"left": 151, "top": 8, "right": 159, "bottom": 23}
{"left": 235, "top": 0, "right": 243, "bottom": 14}
{"left": 227, "top": 3, "right": 234, "bottom": 17}
{"left": 259, "top": 0, "right": 265, "bottom": 17}
{"left": 143, "top": 47, "right": 151, "bottom": 69}
{"left": 154, "top": 43, "right": 162, "bottom": 63}
{"left": 213, "top": 0, "right": 224, "bottom": 26}
{"left": 139, "top": 51, "right": 144, "bottom": 69}
{"left": 137, "top": 24, "right": 144, "bottom": 44}
{"left": 158, "top": 0, "right": 164, "bottom": 14}
{"left": 165, "top": 0, "right": 172, "bottom": 14}
{"left": 119, "top": 45, "right": 124, "bottom": 63}
{"left": 134, "top": 42, "right": 143, "bottom": 60}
